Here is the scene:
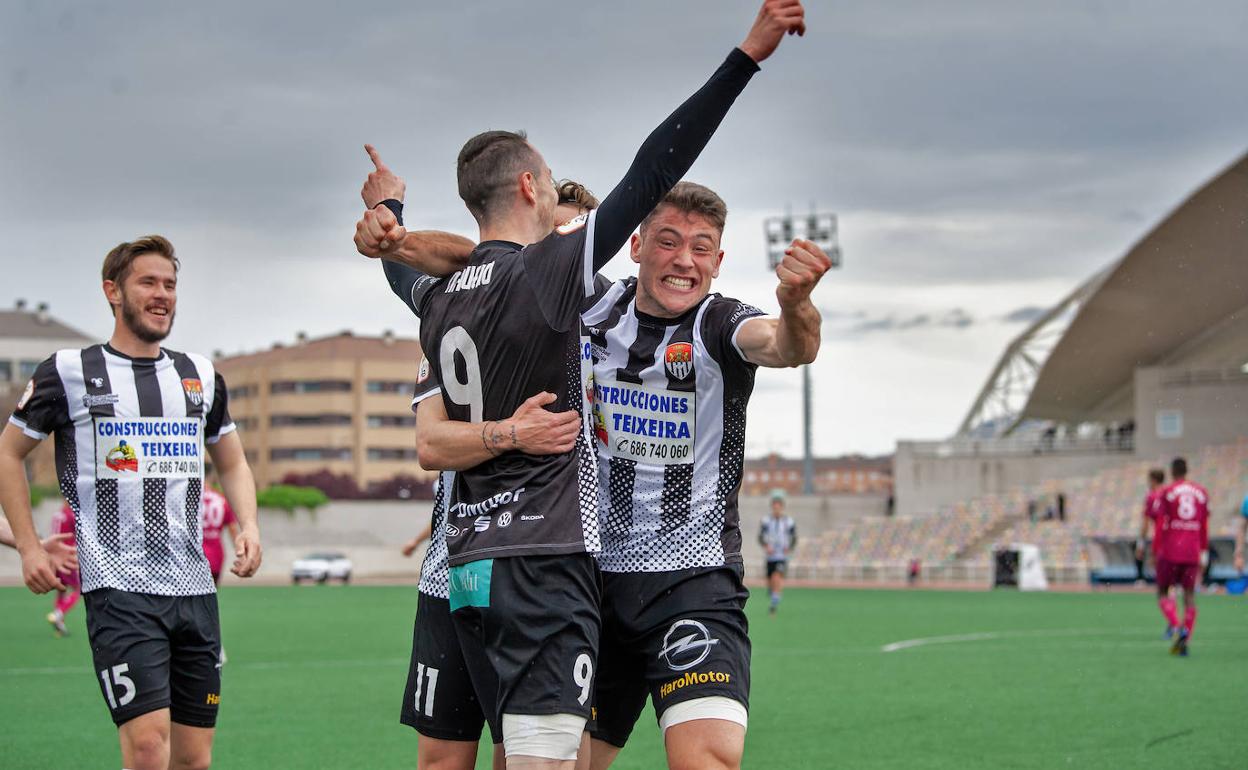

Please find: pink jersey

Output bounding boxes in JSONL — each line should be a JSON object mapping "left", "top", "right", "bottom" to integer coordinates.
{"left": 1158, "top": 480, "right": 1209, "bottom": 565}
{"left": 51, "top": 503, "right": 76, "bottom": 544}
{"left": 201, "top": 488, "right": 237, "bottom": 543}
{"left": 1143, "top": 488, "right": 1165, "bottom": 555}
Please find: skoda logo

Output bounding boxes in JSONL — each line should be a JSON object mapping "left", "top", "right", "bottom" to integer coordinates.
{"left": 658, "top": 619, "right": 720, "bottom": 671}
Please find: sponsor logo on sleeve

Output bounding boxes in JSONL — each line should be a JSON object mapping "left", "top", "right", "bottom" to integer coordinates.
{"left": 417, "top": 357, "right": 430, "bottom": 384}
{"left": 17, "top": 380, "right": 34, "bottom": 410}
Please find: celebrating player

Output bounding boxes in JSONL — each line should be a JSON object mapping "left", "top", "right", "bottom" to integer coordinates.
{"left": 359, "top": 5, "right": 805, "bottom": 767}
{"left": 45, "top": 501, "right": 81, "bottom": 636}
{"left": 0, "top": 235, "right": 263, "bottom": 770}
{"left": 400, "top": 373, "right": 581, "bottom": 770}
{"left": 1156, "top": 457, "right": 1209, "bottom": 657}
{"left": 760, "top": 489, "right": 798, "bottom": 615}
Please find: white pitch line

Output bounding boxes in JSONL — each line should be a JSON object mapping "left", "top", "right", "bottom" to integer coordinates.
{"left": 880, "top": 627, "right": 1142, "bottom": 653}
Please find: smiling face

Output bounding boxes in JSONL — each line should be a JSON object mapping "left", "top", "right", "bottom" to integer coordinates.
{"left": 110, "top": 253, "right": 177, "bottom": 344}
{"left": 631, "top": 204, "right": 725, "bottom": 318}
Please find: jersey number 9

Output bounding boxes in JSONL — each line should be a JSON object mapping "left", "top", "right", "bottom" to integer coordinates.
{"left": 440, "top": 326, "right": 484, "bottom": 423}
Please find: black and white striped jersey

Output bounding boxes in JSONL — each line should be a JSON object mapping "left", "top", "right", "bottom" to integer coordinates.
{"left": 410, "top": 372, "right": 452, "bottom": 599}
{"left": 581, "top": 278, "right": 766, "bottom": 572}
{"left": 760, "top": 515, "right": 797, "bottom": 562}
{"left": 417, "top": 471, "right": 454, "bottom": 599}
{"left": 8, "top": 344, "right": 234, "bottom": 595}
{"left": 412, "top": 216, "right": 603, "bottom": 566}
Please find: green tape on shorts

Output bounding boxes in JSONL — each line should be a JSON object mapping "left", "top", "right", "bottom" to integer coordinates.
{"left": 448, "top": 559, "right": 493, "bottom": 611}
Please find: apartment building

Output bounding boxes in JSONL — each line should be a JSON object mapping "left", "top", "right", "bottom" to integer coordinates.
{"left": 213, "top": 330, "right": 435, "bottom": 491}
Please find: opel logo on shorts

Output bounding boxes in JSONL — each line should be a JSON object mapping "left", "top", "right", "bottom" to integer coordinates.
{"left": 659, "top": 619, "right": 720, "bottom": 671}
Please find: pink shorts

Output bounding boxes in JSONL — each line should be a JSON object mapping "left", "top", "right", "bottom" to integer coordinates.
{"left": 1156, "top": 559, "right": 1199, "bottom": 592}
{"left": 204, "top": 543, "right": 226, "bottom": 581}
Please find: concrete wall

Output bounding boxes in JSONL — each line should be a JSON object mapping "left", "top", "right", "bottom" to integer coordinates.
{"left": 1133, "top": 365, "right": 1248, "bottom": 458}
{"left": 1, "top": 494, "right": 888, "bottom": 585}
{"left": 894, "top": 444, "right": 1129, "bottom": 518}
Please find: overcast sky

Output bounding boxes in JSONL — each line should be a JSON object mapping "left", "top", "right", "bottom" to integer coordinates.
{"left": 3, "top": 1, "right": 1246, "bottom": 457}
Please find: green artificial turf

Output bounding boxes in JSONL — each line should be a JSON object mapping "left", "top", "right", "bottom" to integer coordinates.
{"left": 2, "top": 586, "right": 1244, "bottom": 768}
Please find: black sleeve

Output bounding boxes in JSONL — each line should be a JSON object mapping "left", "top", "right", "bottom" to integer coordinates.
{"left": 206, "top": 372, "right": 235, "bottom": 443}
{"left": 383, "top": 259, "right": 441, "bottom": 319}
{"left": 790, "top": 522, "right": 797, "bottom": 548}
{"left": 758, "top": 520, "right": 766, "bottom": 546}
{"left": 410, "top": 356, "right": 442, "bottom": 413}
{"left": 9, "top": 356, "right": 69, "bottom": 439}
{"left": 374, "top": 199, "right": 442, "bottom": 319}
{"left": 702, "top": 296, "right": 767, "bottom": 367}
{"left": 592, "top": 48, "right": 760, "bottom": 269}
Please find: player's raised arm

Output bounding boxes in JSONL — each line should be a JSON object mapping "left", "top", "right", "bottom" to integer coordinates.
{"left": 590, "top": 0, "right": 806, "bottom": 269}
{"left": 736, "top": 238, "right": 832, "bottom": 367}
{"left": 356, "top": 144, "right": 474, "bottom": 274}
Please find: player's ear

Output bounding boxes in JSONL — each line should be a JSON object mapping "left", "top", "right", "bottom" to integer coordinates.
{"left": 519, "top": 171, "right": 538, "bottom": 206}
{"left": 103, "top": 280, "right": 122, "bottom": 314}
{"left": 629, "top": 232, "right": 642, "bottom": 264}
{"left": 712, "top": 250, "right": 725, "bottom": 279}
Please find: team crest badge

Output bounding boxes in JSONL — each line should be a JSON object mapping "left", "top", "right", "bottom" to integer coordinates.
{"left": 664, "top": 342, "right": 694, "bottom": 380}
{"left": 182, "top": 378, "right": 204, "bottom": 406}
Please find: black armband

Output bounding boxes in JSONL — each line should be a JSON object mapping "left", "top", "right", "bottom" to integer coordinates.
{"left": 377, "top": 199, "right": 404, "bottom": 226}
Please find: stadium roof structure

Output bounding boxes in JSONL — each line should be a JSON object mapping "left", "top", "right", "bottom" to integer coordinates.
{"left": 960, "top": 151, "right": 1248, "bottom": 436}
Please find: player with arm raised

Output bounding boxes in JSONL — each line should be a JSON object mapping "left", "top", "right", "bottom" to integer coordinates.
{"left": 0, "top": 236, "right": 262, "bottom": 770}
{"left": 370, "top": 6, "right": 804, "bottom": 767}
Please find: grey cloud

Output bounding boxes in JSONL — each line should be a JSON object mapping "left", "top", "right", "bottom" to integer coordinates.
{"left": 1000, "top": 305, "right": 1048, "bottom": 324}
{"left": 840, "top": 308, "right": 976, "bottom": 334}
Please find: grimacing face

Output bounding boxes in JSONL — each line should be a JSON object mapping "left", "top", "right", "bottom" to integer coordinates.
{"left": 630, "top": 205, "right": 724, "bottom": 318}
{"left": 112, "top": 253, "right": 177, "bottom": 344}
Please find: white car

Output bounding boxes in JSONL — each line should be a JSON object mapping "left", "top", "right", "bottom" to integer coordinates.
{"left": 291, "top": 552, "right": 353, "bottom": 584}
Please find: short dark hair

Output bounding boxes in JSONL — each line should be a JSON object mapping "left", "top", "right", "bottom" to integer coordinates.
{"left": 1171, "top": 457, "right": 1188, "bottom": 478}
{"left": 456, "top": 130, "right": 543, "bottom": 224}
{"left": 101, "top": 236, "right": 179, "bottom": 314}
{"left": 102, "top": 235, "right": 178, "bottom": 286}
{"left": 557, "top": 179, "right": 599, "bottom": 211}
{"left": 1148, "top": 468, "right": 1165, "bottom": 484}
{"left": 640, "top": 181, "right": 727, "bottom": 236}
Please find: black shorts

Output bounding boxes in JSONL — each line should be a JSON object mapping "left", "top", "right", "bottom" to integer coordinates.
{"left": 449, "top": 554, "right": 600, "bottom": 738}
{"left": 400, "top": 592, "right": 496, "bottom": 743}
{"left": 766, "top": 559, "right": 788, "bottom": 578}
{"left": 591, "top": 566, "right": 751, "bottom": 749}
{"left": 84, "top": 588, "right": 222, "bottom": 728}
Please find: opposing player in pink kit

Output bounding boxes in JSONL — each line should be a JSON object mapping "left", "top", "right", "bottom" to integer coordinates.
{"left": 46, "top": 501, "right": 81, "bottom": 637}
{"left": 202, "top": 472, "right": 239, "bottom": 665}
{"left": 1135, "top": 468, "right": 1175, "bottom": 636}
{"left": 201, "top": 475, "right": 240, "bottom": 586}
{"left": 1156, "top": 457, "right": 1209, "bottom": 657}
